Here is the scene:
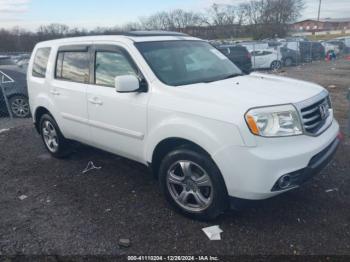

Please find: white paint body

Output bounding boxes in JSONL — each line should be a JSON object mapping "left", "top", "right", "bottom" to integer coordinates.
{"left": 27, "top": 35, "right": 339, "bottom": 200}
{"left": 249, "top": 49, "right": 282, "bottom": 69}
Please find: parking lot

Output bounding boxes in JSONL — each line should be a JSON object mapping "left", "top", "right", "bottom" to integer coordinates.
{"left": 0, "top": 58, "right": 349, "bottom": 256}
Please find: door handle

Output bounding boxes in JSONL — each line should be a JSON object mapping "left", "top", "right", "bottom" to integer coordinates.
{"left": 88, "top": 97, "right": 103, "bottom": 105}
{"left": 50, "top": 90, "right": 60, "bottom": 96}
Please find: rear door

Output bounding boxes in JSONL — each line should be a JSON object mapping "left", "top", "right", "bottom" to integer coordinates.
{"left": 50, "top": 45, "right": 91, "bottom": 143}
{"left": 86, "top": 44, "right": 149, "bottom": 162}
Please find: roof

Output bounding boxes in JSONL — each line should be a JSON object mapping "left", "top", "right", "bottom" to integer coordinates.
{"left": 294, "top": 18, "right": 350, "bottom": 24}
{"left": 36, "top": 31, "right": 199, "bottom": 47}
{"left": 123, "top": 31, "right": 188, "bottom": 37}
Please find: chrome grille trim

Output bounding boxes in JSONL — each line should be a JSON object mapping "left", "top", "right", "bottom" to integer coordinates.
{"left": 294, "top": 90, "right": 333, "bottom": 136}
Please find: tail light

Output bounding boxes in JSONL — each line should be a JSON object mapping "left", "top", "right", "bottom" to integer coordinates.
{"left": 247, "top": 52, "right": 251, "bottom": 59}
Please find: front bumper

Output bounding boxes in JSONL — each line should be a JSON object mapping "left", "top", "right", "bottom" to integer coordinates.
{"left": 271, "top": 136, "right": 340, "bottom": 191}
{"left": 213, "top": 120, "right": 340, "bottom": 200}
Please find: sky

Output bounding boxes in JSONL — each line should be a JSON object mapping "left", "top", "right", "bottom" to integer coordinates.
{"left": 0, "top": 0, "right": 349, "bottom": 31}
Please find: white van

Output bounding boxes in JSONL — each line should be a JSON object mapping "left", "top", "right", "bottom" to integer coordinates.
{"left": 27, "top": 31, "right": 340, "bottom": 220}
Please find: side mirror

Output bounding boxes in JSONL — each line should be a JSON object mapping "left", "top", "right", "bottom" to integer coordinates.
{"left": 115, "top": 75, "right": 140, "bottom": 93}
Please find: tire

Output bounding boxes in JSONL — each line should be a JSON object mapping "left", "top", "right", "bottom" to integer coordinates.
{"left": 39, "top": 114, "right": 71, "bottom": 158}
{"left": 284, "top": 57, "right": 293, "bottom": 67}
{"left": 270, "top": 60, "right": 282, "bottom": 71}
{"left": 9, "top": 95, "right": 30, "bottom": 118}
{"left": 158, "top": 147, "right": 228, "bottom": 220}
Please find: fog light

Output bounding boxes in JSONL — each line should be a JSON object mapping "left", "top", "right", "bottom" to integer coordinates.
{"left": 278, "top": 175, "right": 292, "bottom": 189}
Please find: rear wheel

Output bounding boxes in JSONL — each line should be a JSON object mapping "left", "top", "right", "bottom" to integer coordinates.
{"left": 9, "top": 95, "right": 30, "bottom": 118}
{"left": 39, "top": 114, "right": 71, "bottom": 158}
{"left": 284, "top": 57, "right": 293, "bottom": 67}
{"left": 159, "top": 147, "right": 228, "bottom": 220}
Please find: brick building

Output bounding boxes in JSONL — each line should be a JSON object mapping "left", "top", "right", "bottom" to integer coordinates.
{"left": 291, "top": 18, "right": 350, "bottom": 33}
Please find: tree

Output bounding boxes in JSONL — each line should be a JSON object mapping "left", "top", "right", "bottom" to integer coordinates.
{"left": 207, "top": 3, "right": 237, "bottom": 26}
{"left": 241, "top": 0, "right": 305, "bottom": 39}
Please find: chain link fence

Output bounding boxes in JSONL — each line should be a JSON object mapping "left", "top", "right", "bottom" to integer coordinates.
{"left": 0, "top": 52, "right": 32, "bottom": 130}
{"left": 0, "top": 77, "right": 13, "bottom": 119}
{"left": 211, "top": 39, "right": 347, "bottom": 72}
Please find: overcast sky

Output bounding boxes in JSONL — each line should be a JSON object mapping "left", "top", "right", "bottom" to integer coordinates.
{"left": 0, "top": 0, "right": 349, "bottom": 30}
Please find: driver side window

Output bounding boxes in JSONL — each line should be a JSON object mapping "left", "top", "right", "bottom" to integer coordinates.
{"left": 95, "top": 51, "right": 136, "bottom": 87}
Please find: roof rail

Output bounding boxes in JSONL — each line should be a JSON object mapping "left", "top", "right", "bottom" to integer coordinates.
{"left": 123, "top": 31, "right": 189, "bottom": 37}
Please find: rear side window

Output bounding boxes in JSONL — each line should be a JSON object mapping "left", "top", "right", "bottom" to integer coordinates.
{"left": 32, "top": 48, "right": 51, "bottom": 78}
{"left": 55, "top": 51, "right": 89, "bottom": 83}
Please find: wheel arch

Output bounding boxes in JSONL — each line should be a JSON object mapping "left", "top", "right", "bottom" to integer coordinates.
{"left": 150, "top": 137, "right": 212, "bottom": 178}
{"left": 34, "top": 106, "right": 51, "bottom": 133}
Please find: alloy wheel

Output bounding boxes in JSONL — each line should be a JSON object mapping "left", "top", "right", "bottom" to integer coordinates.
{"left": 11, "top": 97, "right": 30, "bottom": 118}
{"left": 42, "top": 120, "right": 59, "bottom": 153}
{"left": 271, "top": 61, "right": 281, "bottom": 71}
{"left": 166, "top": 160, "right": 213, "bottom": 212}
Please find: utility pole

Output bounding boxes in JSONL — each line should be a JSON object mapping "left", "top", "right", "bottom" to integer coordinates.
{"left": 317, "top": 0, "right": 322, "bottom": 21}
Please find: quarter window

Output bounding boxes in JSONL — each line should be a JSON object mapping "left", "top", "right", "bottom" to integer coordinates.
{"left": 55, "top": 51, "right": 90, "bottom": 83}
{"left": 32, "top": 48, "right": 51, "bottom": 78}
{"left": 95, "top": 51, "right": 136, "bottom": 87}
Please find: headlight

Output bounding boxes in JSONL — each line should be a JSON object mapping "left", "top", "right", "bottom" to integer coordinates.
{"left": 245, "top": 104, "right": 303, "bottom": 137}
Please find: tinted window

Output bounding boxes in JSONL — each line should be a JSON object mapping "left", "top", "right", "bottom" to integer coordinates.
{"left": 55, "top": 52, "right": 89, "bottom": 83}
{"left": 95, "top": 51, "right": 136, "bottom": 87}
{"left": 32, "top": 48, "right": 51, "bottom": 78}
{"left": 229, "top": 46, "right": 248, "bottom": 56}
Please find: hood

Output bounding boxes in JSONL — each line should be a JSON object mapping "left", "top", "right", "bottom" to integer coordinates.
{"left": 177, "top": 72, "right": 324, "bottom": 109}
{"left": 164, "top": 72, "right": 325, "bottom": 124}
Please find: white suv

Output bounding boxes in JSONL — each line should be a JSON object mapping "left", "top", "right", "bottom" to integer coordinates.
{"left": 27, "top": 31, "right": 340, "bottom": 220}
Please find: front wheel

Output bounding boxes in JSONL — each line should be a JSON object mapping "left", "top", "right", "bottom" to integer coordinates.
{"left": 159, "top": 147, "right": 228, "bottom": 220}
{"left": 270, "top": 60, "right": 282, "bottom": 71}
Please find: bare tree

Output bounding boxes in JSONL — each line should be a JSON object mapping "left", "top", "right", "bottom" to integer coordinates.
{"left": 167, "top": 9, "right": 205, "bottom": 29}
{"left": 206, "top": 4, "right": 237, "bottom": 26}
{"left": 139, "top": 9, "right": 205, "bottom": 31}
{"left": 241, "top": 0, "right": 304, "bottom": 38}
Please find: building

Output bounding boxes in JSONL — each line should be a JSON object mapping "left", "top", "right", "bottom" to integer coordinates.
{"left": 291, "top": 18, "right": 350, "bottom": 34}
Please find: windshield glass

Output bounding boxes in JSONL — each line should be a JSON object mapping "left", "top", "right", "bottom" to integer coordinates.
{"left": 135, "top": 40, "right": 242, "bottom": 86}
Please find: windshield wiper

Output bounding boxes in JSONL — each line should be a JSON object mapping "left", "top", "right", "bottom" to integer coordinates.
{"left": 199, "top": 73, "right": 243, "bottom": 84}
{"left": 222, "top": 73, "right": 243, "bottom": 80}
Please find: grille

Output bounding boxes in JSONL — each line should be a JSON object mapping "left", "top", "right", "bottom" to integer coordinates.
{"left": 300, "top": 96, "right": 331, "bottom": 135}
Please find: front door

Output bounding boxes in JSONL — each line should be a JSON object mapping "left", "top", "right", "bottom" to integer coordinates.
{"left": 87, "top": 44, "right": 149, "bottom": 162}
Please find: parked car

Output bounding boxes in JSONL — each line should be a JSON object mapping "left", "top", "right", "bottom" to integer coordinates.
{"left": 333, "top": 37, "right": 350, "bottom": 53}
{"left": 279, "top": 45, "right": 301, "bottom": 66}
{"left": 326, "top": 40, "right": 346, "bottom": 53}
{"left": 216, "top": 45, "right": 252, "bottom": 73}
{"left": 0, "top": 66, "right": 30, "bottom": 118}
{"left": 28, "top": 31, "right": 340, "bottom": 220}
{"left": 240, "top": 42, "right": 270, "bottom": 52}
{"left": 17, "top": 58, "right": 29, "bottom": 70}
{"left": 0, "top": 56, "right": 16, "bottom": 66}
{"left": 250, "top": 49, "right": 283, "bottom": 70}
{"left": 299, "top": 41, "right": 325, "bottom": 62}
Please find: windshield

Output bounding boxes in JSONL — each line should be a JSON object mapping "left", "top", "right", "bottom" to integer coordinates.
{"left": 135, "top": 40, "right": 242, "bottom": 86}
